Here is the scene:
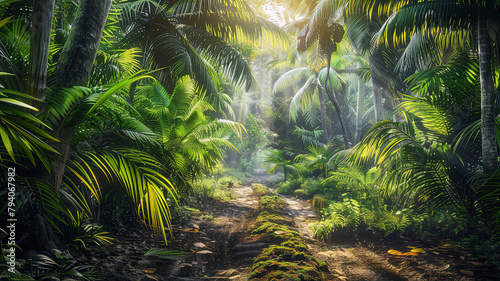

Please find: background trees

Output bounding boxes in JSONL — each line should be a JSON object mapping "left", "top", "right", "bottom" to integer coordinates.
{"left": 0, "top": 0, "right": 282, "bottom": 256}
{"left": 0, "top": 0, "right": 499, "bottom": 275}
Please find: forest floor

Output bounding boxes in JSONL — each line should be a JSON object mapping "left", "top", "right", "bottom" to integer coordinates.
{"left": 74, "top": 177, "right": 499, "bottom": 281}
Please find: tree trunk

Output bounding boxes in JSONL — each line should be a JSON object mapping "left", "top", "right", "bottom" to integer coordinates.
{"left": 355, "top": 66, "right": 365, "bottom": 144}
{"left": 28, "top": 0, "right": 55, "bottom": 113}
{"left": 56, "top": 0, "right": 112, "bottom": 87}
{"left": 478, "top": 8, "right": 499, "bottom": 174}
{"left": 369, "top": 53, "right": 385, "bottom": 123}
{"left": 324, "top": 55, "right": 350, "bottom": 148}
{"left": 317, "top": 86, "right": 329, "bottom": 143}
{"left": 52, "top": 0, "right": 112, "bottom": 189}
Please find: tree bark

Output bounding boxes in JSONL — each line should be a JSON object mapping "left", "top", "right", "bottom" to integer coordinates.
{"left": 28, "top": 0, "right": 55, "bottom": 113}
{"left": 369, "top": 53, "right": 385, "bottom": 123}
{"left": 56, "top": 0, "right": 112, "bottom": 87}
{"left": 324, "top": 54, "right": 350, "bottom": 148}
{"left": 355, "top": 69, "right": 365, "bottom": 144}
{"left": 478, "top": 8, "right": 499, "bottom": 174}
{"left": 53, "top": 0, "right": 112, "bottom": 189}
{"left": 317, "top": 86, "right": 329, "bottom": 143}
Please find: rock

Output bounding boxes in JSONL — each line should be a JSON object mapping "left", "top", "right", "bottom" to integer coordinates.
{"left": 231, "top": 243, "right": 268, "bottom": 252}
{"left": 232, "top": 250, "right": 262, "bottom": 257}
{"left": 318, "top": 262, "right": 329, "bottom": 272}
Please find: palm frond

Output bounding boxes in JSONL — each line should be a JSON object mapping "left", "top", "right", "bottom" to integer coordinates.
{"left": 71, "top": 148, "right": 178, "bottom": 244}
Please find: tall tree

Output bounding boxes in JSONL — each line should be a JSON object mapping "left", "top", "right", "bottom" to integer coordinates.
{"left": 354, "top": 0, "right": 500, "bottom": 173}
{"left": 27, "top": 0, "right": 54, "bottom": 112}
{"left": 52, "top": 0, "right": 112, "bottom": 189}
{"left": 355, "top": 65, "right": 365, "bottom": 143}
{"left": 477, "top": 7, "right": 498, "bottom": 174}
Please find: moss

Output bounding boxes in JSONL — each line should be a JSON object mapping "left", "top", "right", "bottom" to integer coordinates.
{"left": 247, "top": 184, "right": 326, "bottom": 281}
{"left": 252, "top": 183, "right": 273, "bottom": 197}
{"left": 254, "top": 211, "right": 294, "bottom": 228}
{"left": 253, "top": 246, "right": 298, "bottom": 263}
{"left": 250, "top": 222, "right": 299, "bottom": 244}
{"left": 259, "top": 196, "right": 288, "bottom": 213}
{"left": 280, "top": 238, "right": 309, "bottom": 252}
{"left": 249, "top": 259, "right": 323, "bottom": 280}
{"left": 317, "top": 260, "right": 329, "bottom": 272}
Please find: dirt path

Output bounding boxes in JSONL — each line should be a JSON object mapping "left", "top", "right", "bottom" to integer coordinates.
{"left": 165, "top": 185, "right": 260, "bottom": 280}
{"left": 280, "top": 194, "right": 498, "bottom": 281}
{"left": 280, "top": 194, "right": 407, "bottom": 280}
{"left": 81, "top": 182, "right": 497, "bottom": 280}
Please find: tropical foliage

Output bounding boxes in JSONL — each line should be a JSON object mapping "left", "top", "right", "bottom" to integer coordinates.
{"left": 1, "top": 0, "right": 500, "bottom": 278}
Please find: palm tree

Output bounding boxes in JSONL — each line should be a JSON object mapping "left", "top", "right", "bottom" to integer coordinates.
{"left": 294, "top": 6, "right": 351, "bottom": 147}
{"left": 134, "top": 76, "right": 245, "bottom": 184}
{"left": 27, "top": 0, "right": 54, "bottom": 112}
{"left": 116, "top": 0, "right": 285, "bottom": 97}
{"left": 265, "top": 149, "right": 298, "bottom": 181}
{"left": 272, "top": 66, "right": 335, "bottom": 143}
{"left": 295, "top": 143, "right": 340, "bottom": 178}
{"left": 51, "top": 0, "right": 113, "bottom": 189}
{"left": 347, "top": 0, "right": 499, "bottom": 173}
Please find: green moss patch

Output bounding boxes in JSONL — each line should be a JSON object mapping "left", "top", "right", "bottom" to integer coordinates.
{"left": 250, "top": 222, "right": 299, "bottom": 244}
{"left": 247, "top": 184, "right": 328, "bottom": 280}
{"left": 280, "top": 238, "right": 309, "bottom": 252}
{"left": 259, "top": 196, "right": 288, "bottom": 213}
{"left": 252, "top": 183, "right": 273, "bottom": 197}
{"left": 254, "top": 211, "right": 294, "bottom": 228}
{"left": 249, "top": 259, "right": 322, "bottom": 280}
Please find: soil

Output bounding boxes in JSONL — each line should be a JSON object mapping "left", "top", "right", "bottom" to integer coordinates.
{"left": 72, "top": 178, "right": 499, "bottom": 281}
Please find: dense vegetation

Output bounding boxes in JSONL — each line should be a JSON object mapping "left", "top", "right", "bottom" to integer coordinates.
{"left": 0, "top": 0, "right": 499, "bottom": 279}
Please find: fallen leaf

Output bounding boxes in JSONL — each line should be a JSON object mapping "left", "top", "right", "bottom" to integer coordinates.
{"left": 469, "top": 261, "right": 486, "bottom": 266}
{"left": 388, "top": 249, "right": 421, "bottom": 256}
{"left": 410, "top": 248, "right": 426, "bottom": 253}
{"left": 146, "top": 274, "right": 159, "bottom": 281}
{"left": 196, "top": 250, "right": 214, "bottom": 254}
{"left": 180, "top": 228, "right": 199, "bottom": 233}
{"left": 388, "top": 250, "right": 403, "bottom": 255}
{"left": 193, "top": 242, "right": 207, "bottom": 248}
{"left": 460, "top": 270, "right": 474, "bottom": 277}
{"left": 402, "top": 252, "right": 418, "bottom": 256}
